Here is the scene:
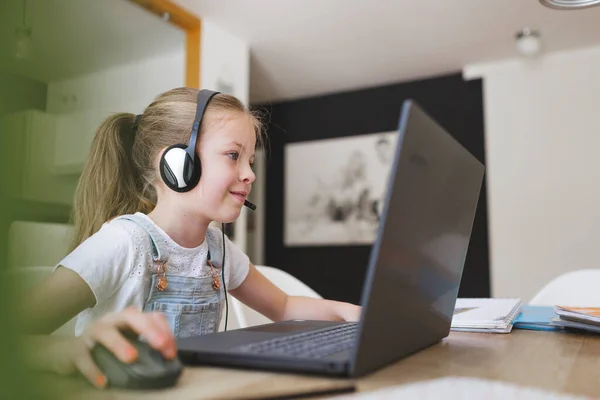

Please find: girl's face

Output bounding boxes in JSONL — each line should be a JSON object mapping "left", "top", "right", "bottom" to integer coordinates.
{"left": 191, "top": 112, "right": 257, "bottom": 223}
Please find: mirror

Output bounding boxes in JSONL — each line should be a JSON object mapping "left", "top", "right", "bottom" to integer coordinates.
{"left": 0, "top": 0, "right": 190, "bottom": 269}
{"left": 1, "top": 0, "right": 187, "bottom": 85}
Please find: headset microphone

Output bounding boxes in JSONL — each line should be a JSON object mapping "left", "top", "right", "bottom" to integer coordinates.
{"left": 244, "top": 199, "right": 257, "bottom": 211}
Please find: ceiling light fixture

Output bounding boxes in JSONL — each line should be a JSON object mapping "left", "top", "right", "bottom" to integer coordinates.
{"left": 539, "top": 0, "right": 600, "bottom": 9}
{"left": 14, "top": 0, "right": 34, "bottom": 61}
{"left": 515, "top": 28, "right": 542, "bottom": 58}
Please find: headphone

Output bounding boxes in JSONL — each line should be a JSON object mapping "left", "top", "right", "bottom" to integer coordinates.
{"left": 159, "top": 89, "right": 219, "bottom": 193}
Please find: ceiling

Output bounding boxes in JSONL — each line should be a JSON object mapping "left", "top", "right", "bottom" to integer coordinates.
{"left": 2, "top": 1, "right": 600, "bottom": 104}
{"left": 0, "top": 0, "right": 183, "bottom": 83}
{"left": 174, "top": 0, "right": 600, "bottom": 103}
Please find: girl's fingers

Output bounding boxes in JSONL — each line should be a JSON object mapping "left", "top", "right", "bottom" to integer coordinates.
{"left": 86, "top": 323, "right": 139, "bottom": 364}
{"left": 97, "top": 308, "right": 177, "bottom": 360}
{"left": 68, "top": 308, "right": 177, "bottom": 390}
{"left": 72, "top": 343, "right": 107, "bottom": 389}
{"left": 147, "top": 312, "right": 178, "bottom": 359}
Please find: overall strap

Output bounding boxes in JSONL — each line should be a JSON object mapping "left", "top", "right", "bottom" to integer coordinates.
{"left": 205, "top": 228, "right": 224, "bottom": 269}
{"left": 113, "top": 214, "right": 170, "bottom": 263}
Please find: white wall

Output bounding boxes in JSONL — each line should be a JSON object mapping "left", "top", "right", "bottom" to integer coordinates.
{"left": 47, "top": 49, "right": 185, "bottom": 176}
{"left": 201, "top": 20, "right": 250, "bottom": 105}
{"left": 47, "top": 49, "right": 185, "bottom": 114}
{"left": 464, "top": 45, "right": 600, "bottom": 302}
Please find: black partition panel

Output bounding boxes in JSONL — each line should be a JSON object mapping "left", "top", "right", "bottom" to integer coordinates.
{"left": 256, "top": 73, "right": 489, "bottom": 304}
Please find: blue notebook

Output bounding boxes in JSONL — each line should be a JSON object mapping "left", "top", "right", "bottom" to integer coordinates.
{"left": 513, "top": 305, "right": 564, "bottom": 332}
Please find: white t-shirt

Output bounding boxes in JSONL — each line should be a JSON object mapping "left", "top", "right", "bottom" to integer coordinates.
{"left": 57, "top": 213, "right": 250, "bottom": 336}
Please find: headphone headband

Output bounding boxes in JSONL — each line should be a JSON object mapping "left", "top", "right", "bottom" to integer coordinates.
{"left": 159, "top": 89, "right": 220, "bottom": 192}
{"left": 187, "top": 89, "right": 220, "bottom": 160}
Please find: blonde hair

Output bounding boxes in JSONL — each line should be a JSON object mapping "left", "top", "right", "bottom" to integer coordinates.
{"left": 69, "top": 87, "right": 264, "bottom": 251}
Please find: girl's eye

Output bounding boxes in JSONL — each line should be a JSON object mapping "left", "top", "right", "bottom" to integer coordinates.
{"left": 250, "top": 162, "right": 255, "bottom": 171}
{"left": 227, "top": 152, "right": 239, "bottom": 161}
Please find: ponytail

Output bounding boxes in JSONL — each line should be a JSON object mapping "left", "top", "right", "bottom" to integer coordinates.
{"left": 69, "top": 113, "right": 153, "bottom": 251}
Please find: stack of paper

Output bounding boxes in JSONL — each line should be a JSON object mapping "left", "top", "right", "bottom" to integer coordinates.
{"left": 451, "top": 298, "right": 522, "bottom": 333}
{"left": 552, "top": 306, "right": 600, "bottom": 334}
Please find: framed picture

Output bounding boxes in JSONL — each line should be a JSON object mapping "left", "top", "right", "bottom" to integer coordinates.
{"left": 284, "top": 131, "right": 397, "bottom": 246}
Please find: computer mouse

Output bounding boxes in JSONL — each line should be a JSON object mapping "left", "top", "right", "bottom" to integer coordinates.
{"left": 91, "top": 333, "right": 183, "bottom": 390}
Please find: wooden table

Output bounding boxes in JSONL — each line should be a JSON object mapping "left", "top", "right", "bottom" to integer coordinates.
{"left": 41, "top": 330, "right": 600, "bottom": 399}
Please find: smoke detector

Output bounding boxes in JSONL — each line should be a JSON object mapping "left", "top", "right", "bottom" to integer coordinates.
{"left": 539, "top": 0, "right": 600, "bottom": 9}
{"left": 515, "top": 28, "right": 542, "bottom": 58}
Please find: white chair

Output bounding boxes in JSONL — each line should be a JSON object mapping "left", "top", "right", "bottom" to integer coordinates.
{"left": 529, "top": 269, "right": 600, "bottom": 307}
{"left": 7, "top": 220, "right": 76, "bottom": 336}
{"left": 8, "top": 221, "right": 73, "bottom": 268}
{"left": 8, "top": 266, "right": 76, "bottom": 336}
{"left": 227, "top": 265, "right": 322, "bottom": 329}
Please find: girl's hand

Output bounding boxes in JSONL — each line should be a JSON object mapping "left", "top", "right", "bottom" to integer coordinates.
{"left": 337, "top": 303, "right": 362, "bottom": 322}
{"left": 35, "top": 307, "right": 176, "bottom": 389}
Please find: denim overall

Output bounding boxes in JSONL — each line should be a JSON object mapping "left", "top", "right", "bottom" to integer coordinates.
{"left": 115, "top": 214, "right": 224, "bottom": 339}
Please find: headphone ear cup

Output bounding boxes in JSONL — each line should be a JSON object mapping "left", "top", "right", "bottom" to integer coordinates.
{"left": 160, "top": 159, "right": 178, "bottom": 189}
{"left": 160, "top": 144, "right": 201, "bottom": 192}
{"left": 183, "top": 153, "right": 194, "bottom": 184}
{"left": 183, "top": 152, "right": 202, "bottom": 189}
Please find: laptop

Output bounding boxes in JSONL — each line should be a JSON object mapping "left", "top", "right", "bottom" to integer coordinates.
{"left": 177, "top": 99, "right": 485, "bottom": 378}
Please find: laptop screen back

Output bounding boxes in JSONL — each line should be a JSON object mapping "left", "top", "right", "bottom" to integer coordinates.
{"left": 350, "top": 100, "right": 485, "bottom": 376}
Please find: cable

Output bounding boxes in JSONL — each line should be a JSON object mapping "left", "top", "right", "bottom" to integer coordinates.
{"left": 221, "top": 223, "right": 228, "bottom": 332}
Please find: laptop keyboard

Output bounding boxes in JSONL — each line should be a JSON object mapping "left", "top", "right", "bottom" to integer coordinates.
{"left": 231, "top": 322, "right": 359, "bottom": 359}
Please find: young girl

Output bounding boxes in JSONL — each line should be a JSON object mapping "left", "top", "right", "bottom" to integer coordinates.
{"left": 21, "top": 87, "right": 361, "bottom": 388}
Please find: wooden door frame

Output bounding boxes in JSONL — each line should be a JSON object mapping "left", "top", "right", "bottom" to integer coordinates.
{"left": 129, "top": 0, "right": 201, "bottom": 88}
